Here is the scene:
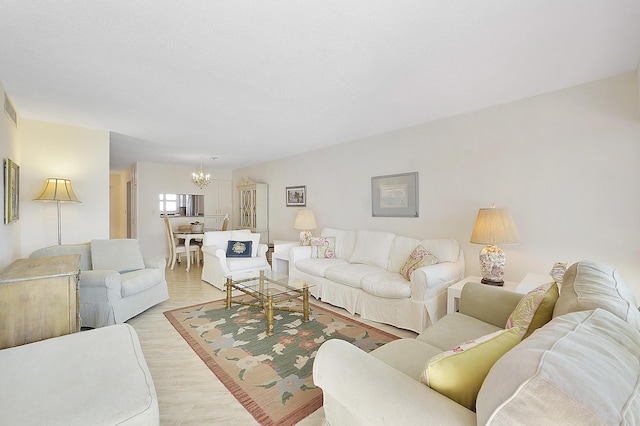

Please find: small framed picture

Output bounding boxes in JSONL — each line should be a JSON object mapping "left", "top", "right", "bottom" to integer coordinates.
{"left": 286, "top": 185, "right": 306, "bottom": 207}
{"left": 4, "top": 158, "right": 19, "bottom": 224}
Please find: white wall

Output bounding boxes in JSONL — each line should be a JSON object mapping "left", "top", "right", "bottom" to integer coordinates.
{"left": 135, "top": 162, "right": 232, "bottom": 257}
{"left": 18, "top": 119, "right": 110, "bottom": 256}
{"left": 0, "top": 83, "right": 22, "bottom": 266}
{"left": 234, "top": 73, "right": 640, "bottom": 296}
{"left": 0, "top": 83, "right": 110, "bottom": 266}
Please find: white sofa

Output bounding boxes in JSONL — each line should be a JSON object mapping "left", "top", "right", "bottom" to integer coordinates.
{"left": 200, "top": 230, "right": 271, "bottom": 290}
{"left": 314, "top": 260, "right": 640, "bottom": 425}
{"left": 289, "top": 228, "right": 465, "bottom": 333}
{"left": 30, "top": 239, "right": 169, "bottom": 328}
{"left": 0, "top": 324, "right": 159, "bottom": 425}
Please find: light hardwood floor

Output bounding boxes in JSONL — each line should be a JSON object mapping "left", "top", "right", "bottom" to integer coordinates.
{"left": 127, "top": 263, "right": 416, "bottom": 425}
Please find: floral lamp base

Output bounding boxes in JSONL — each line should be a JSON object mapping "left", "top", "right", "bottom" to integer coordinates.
{"left": 479, "top": 245, "right": 506, "bottom": 286}
{"left": 299, "top": 230, "right": 312, "bottom": 246}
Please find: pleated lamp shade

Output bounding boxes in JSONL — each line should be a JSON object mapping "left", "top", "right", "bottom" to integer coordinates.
{"left": 470, "top": 206, "right": 520, "bottom": 285}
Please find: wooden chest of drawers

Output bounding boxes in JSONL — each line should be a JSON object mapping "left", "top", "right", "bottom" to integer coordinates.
{"left": 0, "top": 254, "right": 80, "bottom": 349}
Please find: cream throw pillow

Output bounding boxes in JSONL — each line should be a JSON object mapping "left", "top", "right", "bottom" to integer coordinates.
{"left": 506, "top": 282, "right": 559, "bottom": 339}
{"left": 554, "top": 260, "right": 640, "bottom": 329}
{"left": 420, "top": 328, "right": 521, "bottom": 411}
{"left": 91, "top": 239, "right": 145, "bottom": 273}
{"left": 399, "top": 244, "right": 439, "bottom": 280}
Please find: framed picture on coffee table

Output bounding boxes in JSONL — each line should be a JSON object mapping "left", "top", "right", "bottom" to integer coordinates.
{"left": 371, "top": 172, "right": 418, "bottom": 217}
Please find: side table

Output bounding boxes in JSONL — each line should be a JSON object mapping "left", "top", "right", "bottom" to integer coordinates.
{"left": 271, "top": 240, "right": 298, "bottom": 274}
{"left": 447, "top": 273, "right": 553, "bottom": 314}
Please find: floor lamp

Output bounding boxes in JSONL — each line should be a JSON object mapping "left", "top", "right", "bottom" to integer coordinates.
{"left": 34, "top": 178, "right": 81, "bottom": 245}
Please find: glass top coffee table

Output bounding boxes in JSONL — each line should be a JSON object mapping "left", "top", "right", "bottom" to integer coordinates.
{"left": 224, "top": 270, "right": 315, "bottom": 336}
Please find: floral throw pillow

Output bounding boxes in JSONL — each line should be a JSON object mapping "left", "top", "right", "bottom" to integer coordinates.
{"left": 310, "top": 237, "right": 336, "bottom": 259}
{"left": 399, "top": 244, "right": 440, "bottom": 280}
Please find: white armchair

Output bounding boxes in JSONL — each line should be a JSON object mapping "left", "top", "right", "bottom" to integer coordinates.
{"left": 30, "top": 239, "right": 169, "bottom": 328}
{"left": 201, "top": 230, "right": 271, "bottom": 290}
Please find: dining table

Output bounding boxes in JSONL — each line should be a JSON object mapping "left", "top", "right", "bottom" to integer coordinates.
{"left": 173, "top": 228, "right": 216, "bottom": 271}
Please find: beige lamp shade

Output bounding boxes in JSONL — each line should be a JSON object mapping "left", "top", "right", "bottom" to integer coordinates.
{"left": 34, "top": 178, "right": 80, "bottom": 245}
{"left": 470, "top": 206, "right": 520, "bottom": 285}
{"left": 293, "top": 209, "right": 317, "bottom": 230}
{"left": 34, "top": 178, "right": 81, "bottom": 203}
{"left": 470, "top": 207, "right": 521, "bottom": 245}
{"left": 293, "top": 209, "right": 317, "bottom": 246}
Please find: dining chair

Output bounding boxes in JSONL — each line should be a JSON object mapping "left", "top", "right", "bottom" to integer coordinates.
{"left": 164, "top": 215, "right": 201, "bottom": 270}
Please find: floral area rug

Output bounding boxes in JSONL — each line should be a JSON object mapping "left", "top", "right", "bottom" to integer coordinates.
{"left": 164, "top": 298, "right": 399, "bottom": 426}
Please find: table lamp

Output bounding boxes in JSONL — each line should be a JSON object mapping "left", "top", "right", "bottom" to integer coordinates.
{"left": 34, "top": 178, "right": 81, "bottom": 245}
{"left": 293, "top": 209, "right": 317, "bottom": 246}
{"left": 470, "top": 205, "right": 521, "bottom": 285}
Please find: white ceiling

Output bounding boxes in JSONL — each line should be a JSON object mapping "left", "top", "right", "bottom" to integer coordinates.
{"left": 1, "top": 1, "right": 639, "bottom": 172}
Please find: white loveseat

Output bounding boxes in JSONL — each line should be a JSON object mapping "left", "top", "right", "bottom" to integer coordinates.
{"left": 30, "top": 239, "right": 169, "bottom": 328}
{"left": 289, "top": 228, "right": 465, "bottom": 333}
{"left": 314, "top": 260, "right": 640, "bottom": 425}
{"left": 201, "top": 230, "right": 271, "bottom": 290}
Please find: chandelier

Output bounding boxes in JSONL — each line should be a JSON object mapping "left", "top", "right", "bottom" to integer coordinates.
{"left": 192, "top": 161, "right": 211, "bottom": 189}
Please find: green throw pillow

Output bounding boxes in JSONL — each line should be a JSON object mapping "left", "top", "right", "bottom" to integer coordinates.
{"left": 506, "top": 282, "right": 559, "bottom": 339}
{"left": 420, "top": 328, "right": 521, "bottom": 411}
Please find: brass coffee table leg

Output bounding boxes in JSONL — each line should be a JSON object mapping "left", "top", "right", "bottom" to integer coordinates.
{"left": 266, "top": 296, "right": 274, "bottom": 336}
{"left": 302, "top": 287, "right": 310, "bottom": 322}
{"left": 225, "top": 277, "right": 232, "bottom": 309}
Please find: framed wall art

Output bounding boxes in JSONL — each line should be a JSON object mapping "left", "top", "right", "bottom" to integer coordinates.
{"left": 4, "top": 158, "right": 19, "bottom": 224}
{"left": 371, "top": 172, "right": 418, "bottom": 217}
{"left": 286, "top": 185, "right": 306, "bottom": 207}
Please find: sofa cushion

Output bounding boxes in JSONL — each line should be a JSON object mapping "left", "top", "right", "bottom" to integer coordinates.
{"left": 310, "top": 237, "right": 336, "bottom": 259}
{"left": 459, "top": 283, "right": 524, "bottom": 329}
{"left": 506, "top": 282, "right": 558, "bottom": 339}
{"left": 421, "top": 239, "right": 459, "bottom": 263}
{"left": 421, "top": 328, "right": 521, "bottom": 411}
{"left": 324, "top": 264, "right": 383, "bottom": 289}
{"left": 370, "top": 338, "right": 443, "bottom": 380}
{"left": 399, "top": 245, "right": 440, "bottom": 280}
{"left": 387, "top": 236, "right": 420, "bottom": 273}
{"left": 120, "top": 269, "right": 164, "bottom": 297}
{"left": 226, "top": 256, "right": 269, "bottom": 272}
{"left": 226, "top": 240, "right": 252, "bottom": 257}
{"left": 202, "top": 231, "right": 234, "bottom": 248}
{"left": 321, "top": 228, "right": 357, "bottom": 260}
{"left": 349, "top": 230, "right": 395, "bottom": 269}
{"left": 295, "top": 258, "right": 349, "bottom": 277}
{"left": 361, "top": 271, "right": 411, "bottom": 298}
{"left": 553, "top": 260, "right": 640, "bottom": 329}
{"left": 91, "top": 239, "right": 145, "bottom": 273}
{"left": 417, "top": 312, "right": 504, "bottom": 352}
{"left": 477, "top": 309, "right": 640, "bottom": 425}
